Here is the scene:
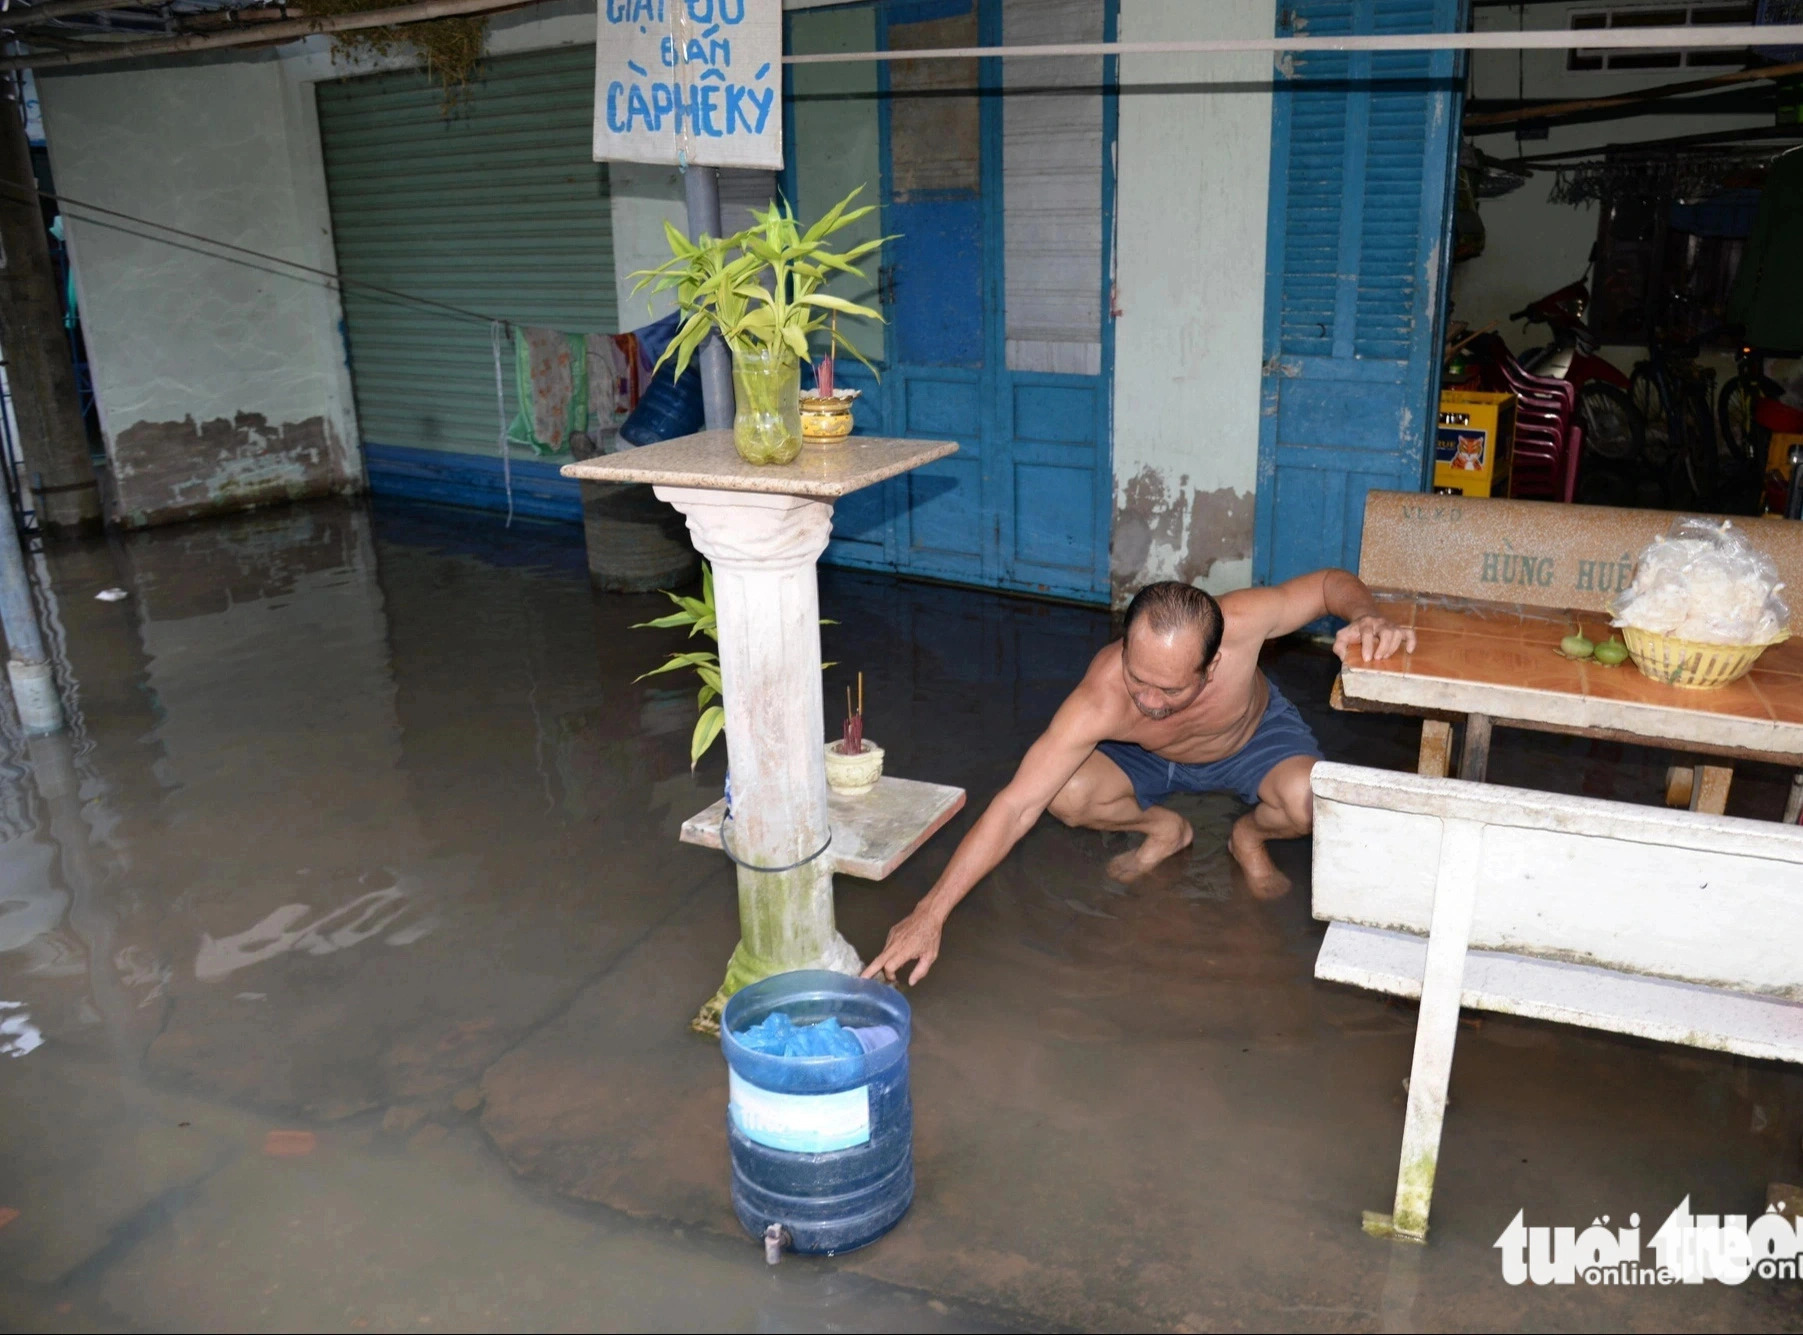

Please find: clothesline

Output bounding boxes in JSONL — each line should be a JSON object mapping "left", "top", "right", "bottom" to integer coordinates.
{"left": 779, "top": 24, "right": 1803, "bottom": 65}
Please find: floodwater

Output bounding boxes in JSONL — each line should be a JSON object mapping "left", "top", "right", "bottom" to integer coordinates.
{"left": 1, "top": 497, "right": 1800, "bottom": 1333}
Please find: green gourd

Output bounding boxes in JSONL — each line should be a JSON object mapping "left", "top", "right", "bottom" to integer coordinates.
{"left": 1593, "top": 637, "right": 1629, "bottom": 666}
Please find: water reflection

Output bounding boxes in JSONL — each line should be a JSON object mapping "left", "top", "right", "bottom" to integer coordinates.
{"left": 195, "top": 871, "right": 434, "bottom": 982}
{"left": 0, "top": 1001, "right": 42, "bottom": 1057}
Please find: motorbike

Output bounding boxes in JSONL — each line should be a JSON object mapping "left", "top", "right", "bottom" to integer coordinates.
{"left": 1452, "top": 278, "right": 1651, "bottom": 505}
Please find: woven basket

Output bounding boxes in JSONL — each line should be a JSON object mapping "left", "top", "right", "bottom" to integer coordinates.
{"left": 1620, "top": 625, "right": 1790, "bottom": 690}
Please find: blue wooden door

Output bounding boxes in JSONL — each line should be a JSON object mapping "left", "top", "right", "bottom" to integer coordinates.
{"left": 789, "top": 0, "right": 1116, "bottom": 604}
{"left": 1251, "top": 0, "right": 1466, "bottom": 584}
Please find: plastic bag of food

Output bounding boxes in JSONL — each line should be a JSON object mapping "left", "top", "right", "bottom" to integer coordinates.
{"left": 1609, "top": 517, "right": 1790, "bottom": 644}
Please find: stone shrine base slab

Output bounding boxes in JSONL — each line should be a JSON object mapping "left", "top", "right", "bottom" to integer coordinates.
{"left": 561, "top": 430, "right": 958, "bottom": 499}
{"left": 679, "top": 775, "right": 966, "bottom": 882}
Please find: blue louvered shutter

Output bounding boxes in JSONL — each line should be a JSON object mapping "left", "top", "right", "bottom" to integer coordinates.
{"left": 1251, "top": 0, "right": 1465, "bottom": 585}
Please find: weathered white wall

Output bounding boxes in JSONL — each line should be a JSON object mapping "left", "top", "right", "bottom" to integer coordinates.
{"left": 41, "top": 56, "right": 361, "bottom": 527}
{"left": 1454, "top": 1, "right": 1770, "bottom": 371}
{"left": 609, "top": 163, "right": 688, "bottom": 326}
{"left": 37, "top": 1, "right": 625, "bottom": 526}
{"left": 1109, "top": 0, "right": 1274, "bottom": 605}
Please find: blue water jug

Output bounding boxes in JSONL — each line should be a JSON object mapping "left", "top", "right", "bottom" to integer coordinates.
{"left": 720, "top": 970, "right": 914, "bottom": 1260}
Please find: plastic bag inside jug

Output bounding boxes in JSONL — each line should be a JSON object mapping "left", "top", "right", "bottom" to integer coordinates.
{"left": 736, "top": 1011, "right": 898, "bottom": 1058}
{"left": 1609, "top": 517, "right": 1790, "bottom": 645}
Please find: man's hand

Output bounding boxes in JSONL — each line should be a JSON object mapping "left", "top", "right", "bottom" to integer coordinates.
{"left": 861, "top": 906, "right": 944, "bottom": 986}
{"left": 1333, "top": 614, "right": 1416, "bottom": 663}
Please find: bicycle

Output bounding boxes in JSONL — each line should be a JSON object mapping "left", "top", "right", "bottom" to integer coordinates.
{"left": 1628, "top": 333, "right": 1719, "bottom": 511}
{"left": 1717, "top": 342, "right": 1785, "bottom": 462}
{"left": 1718, "top": 340, "right": 1796, "bottom": 516}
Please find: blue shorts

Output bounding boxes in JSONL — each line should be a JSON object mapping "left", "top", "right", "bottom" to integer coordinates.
{"left": 1095, "top": 677, "right": 1323, "bottom": 809}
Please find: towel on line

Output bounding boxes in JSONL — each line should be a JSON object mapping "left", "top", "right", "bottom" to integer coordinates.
{"left": 508, "top": 327, "right": 643, "bottom": 458}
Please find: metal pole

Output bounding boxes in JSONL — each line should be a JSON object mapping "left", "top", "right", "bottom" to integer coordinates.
{"left": 0, "top": 462, "right": 59, "bottom": 732}
{"left": 683, "top": 165, "right": 736, "bottom": 433}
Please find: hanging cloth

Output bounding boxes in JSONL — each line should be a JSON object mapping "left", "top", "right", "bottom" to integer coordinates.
{"left": 586, "top": 333, "right": 641, "bottom": 447}
{"left": 507, "top": 326, "right": 589, "bottom": 456}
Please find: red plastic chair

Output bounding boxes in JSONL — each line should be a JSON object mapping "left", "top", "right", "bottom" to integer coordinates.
{"left": 1509, "top": 424, "right": 1567, "bottom": 500}
{"left": 1561, "top": 425, "right": 1582, "bottom": 503}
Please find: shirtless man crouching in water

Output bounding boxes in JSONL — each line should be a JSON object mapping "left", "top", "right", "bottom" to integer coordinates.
{"left": 864, "top": 569, "right": 1415, "bottom": 985}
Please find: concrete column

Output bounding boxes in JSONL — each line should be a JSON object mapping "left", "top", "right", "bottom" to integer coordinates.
{"left": 0, "top": 81, "right": 99, "bottom": 534}
{"left": 655, "top": 485, "right": 858, "bottom": 1030}
{"left": 0, "top": 464, "right": 61, "bottom": 733}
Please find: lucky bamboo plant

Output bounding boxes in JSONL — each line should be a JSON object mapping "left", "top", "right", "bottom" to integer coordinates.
{"left": 631, "top": 187, "right": 888, "bottom": 382}
{"left": 630, "top": 189, "right": 890, "bottom": 464}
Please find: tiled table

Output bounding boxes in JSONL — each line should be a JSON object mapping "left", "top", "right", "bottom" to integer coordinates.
{"left": 1335, "top": 592, "right": 1803, "bottom": 819}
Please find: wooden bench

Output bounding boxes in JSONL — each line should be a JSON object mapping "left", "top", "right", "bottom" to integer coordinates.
{"left": 1346, "top": 490, "right": 1803, "bottom": 822}
{"left": 1309, "top": 761, "right": 1803, "bottom": 1241}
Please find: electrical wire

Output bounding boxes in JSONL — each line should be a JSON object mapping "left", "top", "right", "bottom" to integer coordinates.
{"left": 0, "top": 174, "right": 509, "bottom": 330}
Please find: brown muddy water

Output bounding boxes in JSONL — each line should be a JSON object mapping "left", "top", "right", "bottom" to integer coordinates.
{"left": 1, "top": 497, "right": 1801, "bottom": 1333}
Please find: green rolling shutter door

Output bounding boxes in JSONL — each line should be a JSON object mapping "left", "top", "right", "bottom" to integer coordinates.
{"left": 317, "top": 46, "right": 617, "bottom": 515}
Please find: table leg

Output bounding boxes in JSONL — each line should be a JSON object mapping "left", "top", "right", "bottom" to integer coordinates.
{"left": 1417, "top": 720, "right": 1453, "bottom": 779}
{"left": 1456, "top": 714, "right": 1492, "bottom": 784}
{"left": 1665, "top": 766, "right": 1694, "bottom": 809}
{"left": 1784, "top": 773, "right": 1803, "bottom": 825}
{"left": 1384, "top": 818, "right": 1484, "bottom": 1243}
{"left": 1688, "top": 764, "right": 1733, "bottom": 816}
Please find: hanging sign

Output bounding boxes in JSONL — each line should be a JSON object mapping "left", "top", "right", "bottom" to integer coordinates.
{"left": 592, "top": 0, "right": 783, "bottom": 170}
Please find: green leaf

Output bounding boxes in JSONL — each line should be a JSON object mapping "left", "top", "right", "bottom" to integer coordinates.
{"left": 835, "top": 329, "right": 882, "bottom": 379}
{"left": 698, "top": 682, "right": 717, "bottom": 708}
{"left": 744, "top": 235, "right": 784, "bottom": 267}
{"left": 801, "top": 186, "right": 859, "bottom": 244}
{"left": 634, "top": 650, "right": 720, "bottom": 682}
{"left": 799, "top": 293, "right": 883, "bottom": 321}
{"left": 631, "top": 610, "right": 697, "bottom": 630}
{"left": 690, "top": 704, "right": 726, "bottom": 770}
{"left": 837, "top": 235, "right": 892, "bottom": 262}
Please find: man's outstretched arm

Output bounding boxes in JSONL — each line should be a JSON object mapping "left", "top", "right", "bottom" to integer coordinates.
{"left": 862, "top": 690, "right": 1107, "bottom": 986}
{"left": 1249, "top": 569, "right": 1416, "bottom": 663}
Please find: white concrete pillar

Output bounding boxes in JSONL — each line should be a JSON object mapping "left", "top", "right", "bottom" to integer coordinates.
{"left": 655, "top": 485, "right": 860, "bottom": 1028}
{"left": 7, "top": 658, "right": 61, "bottom": 734}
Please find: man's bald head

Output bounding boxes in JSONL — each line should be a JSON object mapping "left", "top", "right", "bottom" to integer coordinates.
{"left": 1122, "top": 581, "right": 1224, "bottom": 675}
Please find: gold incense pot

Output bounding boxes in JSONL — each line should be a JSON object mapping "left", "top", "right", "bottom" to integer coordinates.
{"left": 800, "top": 389, "right": 859, "bottom": 448}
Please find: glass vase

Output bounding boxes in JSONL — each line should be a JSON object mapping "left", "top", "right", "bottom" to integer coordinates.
{"left": 731, "top": 345, "right": 803, "bottom": 466}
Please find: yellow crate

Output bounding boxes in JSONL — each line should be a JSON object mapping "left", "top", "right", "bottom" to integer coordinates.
{"left": 1621, "top": 625, "right": 1791, "bottom": 690}
{"left": 1434, "top": 390, "right": 1517, "bottom": 498}
{"left": 1767, "top": 430, "right": 1803, "bottom": 480}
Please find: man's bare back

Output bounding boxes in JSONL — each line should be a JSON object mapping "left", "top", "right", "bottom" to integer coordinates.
{"left": 863, "top": 570, "right": 1414, "bottom": 987}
